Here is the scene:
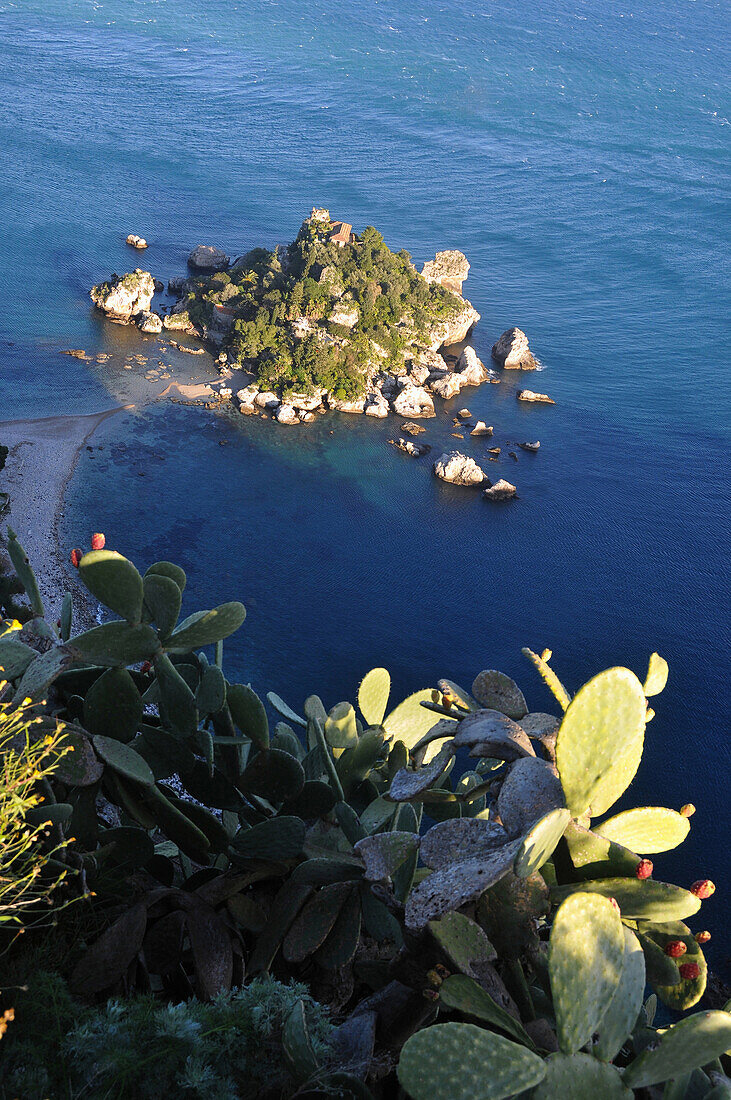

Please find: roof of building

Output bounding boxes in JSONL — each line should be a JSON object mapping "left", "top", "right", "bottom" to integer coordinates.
{"left": 330, "top": 222, "right": 353, "bottom": 243}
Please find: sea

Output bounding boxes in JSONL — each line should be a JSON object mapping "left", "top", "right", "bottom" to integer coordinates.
{"left": 0, "top": 0, "right": 729, "bottom": 963}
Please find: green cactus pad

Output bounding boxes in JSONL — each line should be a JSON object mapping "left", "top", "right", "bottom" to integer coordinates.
{"left": 471, "top": 670, "right": 528, "bottom": 720}
{"left": 386, "top": 742, "right": 454, "bottom": 802}
{"left": 555, "top": 666, "right": 646, "bottom": 818}
{"left": 563, "top": 820, "right": 641, "bottom": 878}
{"left": 358, "top": 667, "right": 391, "bottom": 726}
{"left": 227, "top": 683, "right": 269, "bottom": 749}
{"left": 438, "top": 975, "right": 535, "bottom": 1048}
{"left": 437, "top": 678, "right": 479, "bottom": 712}
{"left": 593, "top": 926, "right": 646, "bottom": 1062}
{"left": 643, "top": 652, "right": 669, "bottom": 697}
{"left": 429, "top": 911, "right": 497, "bottom": 972}
{"left": 452, "top": 709, "right": 535, "bottom": 761}
{"left": 49, "top": 726, "right": 105, "bottom": 786}
{"left": 145, "top": 560, "right": 186, "bottom": 592}
{"left": 551, "top": 878, "right": 701, "bottom": 921}
{"left": 240, "top": 748, "right": 305, "bottom": 803}
{"left": 514, "top": 807, "right": 570, "bottom": 878}
{"left": 178, "top": 760, "right": 247, "bottom": 812}
{"left": 405, "top": 839, "right": 521, "bottom": 930}
{"left": 132, "top": 725, "right": 196, "bottom": 780}
{"left": 68, "top": 621, "right": 159, "bottom": 667}
{"left": 291, "top": 857, "right": 364, "bottom": 886}
{"left": 398, "top": 1022, "right": 546, "bottom": 1100}
{"left": 325, "top": 701, "right": 358, "bottom": 749}
{"left": 0, "top": 637, "right": 37, "bottom": 680}
{"left": 354, "top": 831, "right": 420, "bottom": 881}
{"left": 640, "top": 920, "right": 707, "bottom": 1009}
{"left": 163, "top": 791, "right": 230, "bottom": 854}
{"left": 532, "top": 1052, "right": 632, "bottom": 1099}
{"left": 282, "top": 780, "right": 337, "bottom": 819}
{"left": 78, "top": 550, "right": 144, "bottom": 623}
{"left": 623, "top": 1011, "right": 731, "bottom": 1089}
{"left": 476, "top": 871, "right": 549, "bottom": 959}
{"left": 13, "top": 644, "right": 73, "bottom": 702}
{"left": 231, "top": 815, "right": 306, "bottom": 862}
{"left": 498, "top": 756, "right": 565, "bottom": 837}
{"left": 196, "top": 664, "right": 226, "bottom": 716}
{"left": 636, "top": 929, "right": 682, "bottom": 988}
{"left": 248, "top": 880, "right": 313, "bottom": 974}
{"left": 140, "top": 785, "right": 211, "bottom": 863}
{"left": 283, "top": 882, "right": 352, "bottom": 962}
{"left": 334, "top": 800, "right": 366, "bottom": 845}
{"left": 83, "top": 667, "right": 142, "bottom": 743}
{"left": 313, "top": 887, "right": 361, "bottom": 969}
{"left": 92, "top": 734, "right": 155, "bottom": 787}
{"left": 336, "top": 729, "right": 385, "bottom": 794}
{"left": 165, "top": 602, "right": 246, "bottom": 651}
{"left": 593, "top": 806, "right": 690, "bottom": 853}
{"left": 25, "top": 801, "right": 73, "bottom": 828}
{"left": 154, "top": 653, "right": 198, "bottom": 737}
{"left": 549, "top": 892, "right": 625, "bottom": 1055}
{"left": 420, "top": 818, "right": 510, "bottom": 870}
{"left": 60, "top": 591, "right": 73, "bottom": 640}
{"left": 282, "top": 999, "right": 320, "bottom": 1083}
{"left": 266, "top": 691, "right": 306, "bottom": 728}
{"left": 360, "top": 886, "right": 402, "bottom": 945}
{"left": 271, "top": 723, "right": 304, "bottom": 759}
{"left": 383, "top": 688, "right": 443, "bottom": 751}
{"left": 142, "top": 573, "right": 181, "bottom": 638}
{"left": 6, "top": 528, "right": 44, "bottom": 617}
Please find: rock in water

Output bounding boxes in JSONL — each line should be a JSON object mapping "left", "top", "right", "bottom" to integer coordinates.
{"left": 458, "top": 408, "right": 472, "bottom": 418}
{"left": 457, "top": 346, "right": 494, "bottom": 386}
{"left": 401, "top": 421, "right": 426, "bottom": 436}
{"left": 137, "top": 311, "right": 163, "bottom": 334}
{"left": 188, "top": 245, "right": 230, "bottom": 273}
{"left": 429, "top": 372, "right": 463, "bottom": 399}
{"left": 329, "top": 394, "right": 366, "bottom": 414}
{"left": 275, "top": 403, "right": 299, "bottom": 425}
{"left": 484, "top": 479, "right": 517, "bottom": 501}
{"left": 365, "top": 393, "right": 389, "bottom": 418}
{"left": 389, "top": 438, "right": 430, "bottom": 457}
{"left": 126, "top": 233, "right": 148, "bottom": 249}
{"left": 519, "top": 441, "right": 540, "bottom": 452}
{"left": 90, "top": 269, "right": 156, "bottom": 323}
{"left": 433, "top": 451, "right": 486, "bottom": 486}
{"left": 491, "top": 328, "right": 537, "bottom": 370}
{"left": 517, "top": 390, "right": 555, "bottom": 404}
{"left": 470, "top": 421, "right": 493, "bottom": 437}
{"left": 391, "top": 384, "right": 436, "bottom": 419}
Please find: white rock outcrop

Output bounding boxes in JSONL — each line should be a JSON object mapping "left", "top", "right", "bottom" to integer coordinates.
{"left": 421, "top": 250, "right": 470, "bottom": 296}
{"left": 491, "top": 328, "right": 537, "bottom": 370}
{"left": 126, "top": 234, "right": 147, "bottom": 249}
{"left": 433, "top": 451, "right": 486, "bottom": 486}
{"left": 457, "top": 346, "right": 492, "bottom": 386}
{"left": 517, "top": 390, "right": 555, "bottom": 404}
{"left": 470, "top": 421, "right": 493, "bottom": 437}
{"left": 137, "top": 311, "right": 163, "bottom": 334}
{"left": 329, "top": 394, "right": 366, "bottom": 414}
{"left": 391, "top": 384, "right": 436, "bottom": 419}
{"left": 484, "top": 479, "right": 517, "bottom": 501}
{"left": 90, "top": 270, "right": 155, "bottom": 323}
{"left": 429, "top": 372, "right": 463, "bottom": 400}
{"left": 188, "top": 245, "right": 230, "bottom": 273}
{"left": 275, "top": 403, "right": 299, "bottom": 425}
{"left": 426, "top": 303, "right": 480, "bottom": 351}
{"left": 365, "top": 393, "right": 389, "bottom": 418}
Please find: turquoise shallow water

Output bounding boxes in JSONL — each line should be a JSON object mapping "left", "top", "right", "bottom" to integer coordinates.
{"left": 1, "top": 1, "right": 729, "bottom": 960}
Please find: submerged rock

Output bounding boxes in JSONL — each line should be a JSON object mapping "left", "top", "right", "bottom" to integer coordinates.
{"left": 433, "top": 451, "right": 486, "bottom": 486}
{"left": 389, "top": 437, "right": 430, "bottom": 457}
{"left": 90, "top": 269, "right": 155, "bottom": 323}
{"left": 484, "top": 478, "right": 517, "bottom": 501}
{"left": 492, "top": 328, "right": 537, "bottom": 370}
{"left": 401, "top": 421, "right": 426, "bottom": 436}
{"left": 517, "top": 389, "right": 555, "bottom": 404}
{"left": 126, "top": 233, "right": 147, "bottom": 249}
{"left": 470, "top": 421, "right": 493, "bottom": 437}
{"left": 137, "top": 311, "right": 163, "bottom": 334}
{"left": 392, "top": 384, "right": 435, "bottom": 419}
{"left": 188, "top": 245, "right": 230, "bottom": 273}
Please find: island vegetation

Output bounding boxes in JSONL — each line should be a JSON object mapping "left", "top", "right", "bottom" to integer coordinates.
{"left": 0, "top": 526, "right": 728, "bottom": 1097}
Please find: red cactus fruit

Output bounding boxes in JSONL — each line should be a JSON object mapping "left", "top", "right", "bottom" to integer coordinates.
{"left": 91, "top": 532, "right": 106, "bottom": 551}
{"left": 636, "top": 859, "right": 653, "bottom": 880}
{"left": 695, "top": 930, "right": 711, "bottom": 944}
{"left": 70, "top": 548, "right": 83, "bottom": 568}
{"left": 608, "top": 897, "right": 621, "bottom": 915}
{"left": 679, "top": 962, "right": 701, "bottom": 981}
{"left": 690, "top": 879, "right": 715, "bottom": 899}
{"left": 140, "top": 660, "right": 152, "bottom": 675}
{"left": 422, "top": 988, "right": 439, "bottom": 1001}
{"left": 664, "top": 940, "right": 687, "bottom": 958}
{"left": 680, "top": 803, "right": 696, "bottom": 817}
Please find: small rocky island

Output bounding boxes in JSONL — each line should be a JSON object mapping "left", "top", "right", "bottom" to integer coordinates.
{"left": 90, "top": 209, "right": 551, "bottom": 427}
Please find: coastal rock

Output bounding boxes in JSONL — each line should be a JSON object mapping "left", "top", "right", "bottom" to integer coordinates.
{"left": 90, "top": 269, "right": 156, "bottom": 323}
{"left": 492, "top": 328, "right": 537, "bottom": 370}
{"left": 255, "top": 391, "right": 280, "bottom": 409}
{"left": 188, "top": 245, "right": 230, "bottom": 273}
{"left": 392, "top": 384, "right": 435, "bottom": 419}
{"left": 162, "top": 310, "right": 197, "bottom": 334}
{"left": 401, "top": 421, "right": 426, "bottom": 436}
{"left": 137, "top": 311, "right": 163, "bottom": 334}
{"left": 329, "top": 394, "right": 366, "bottom": 414}
{"left": 470, "top": 421, "right": 493, "bottom": 437}
{"left": 433, "top": 451, "right": 486, "bottom": 486}
{"left": 126, "top": 233, "right": 147, "bottom": 249}
{"left": 237, "top": 387, "right": 258, "bottom": 414}
{"left": 426, "top": 302, "right": 480, "bottom": 351}
{"left": 458, "top": 408, "right": 472, "bottom": 418}
{"left": 287, "top": 392, "right": 325, "bottom": 413}
{"left": 484, "top": 479, "right": 517, "bottom": 501}
{"left": 372, "top": 371, "right": 397, "bottom": 396}
{"left": 519, "top": 441, "right": 540, "bottom": 452}
{"left": 389, "top": 438, "right": 430, "bottom": 457}
{"left": 299, "top": 410, "right": 316, "bottom": 423}
{"left": 429, "top": 372, "right": 463, "bottom": 400}
{"left": 517, "top": 390, "right": 555, "bottom": 404}
{"left": 457, "top": 346, "right": 493, "bottom": 386}
{"left": 421, "top": 250, "right": 470, "bottom": 296}
{"left": 275, "top": 403, "right": 299, "bottom": 425}
{"left": 365, "top": 393, "right": 389, "bottom": 418}
{"left": 168, "top": 276, "right": 189, "bottom": 296}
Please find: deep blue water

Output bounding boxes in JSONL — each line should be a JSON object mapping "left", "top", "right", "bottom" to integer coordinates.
{"left": 1, "top": 1, "right": 729, "bottom": 961}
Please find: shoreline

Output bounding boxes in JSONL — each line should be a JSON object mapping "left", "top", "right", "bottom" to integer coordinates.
{"left": 0, "top": 405, "right": 133, "bottom": 623}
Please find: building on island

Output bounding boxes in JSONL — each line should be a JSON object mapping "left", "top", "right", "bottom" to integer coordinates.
{"left": 330, "top": 221, "right": 354, "bottom": 247}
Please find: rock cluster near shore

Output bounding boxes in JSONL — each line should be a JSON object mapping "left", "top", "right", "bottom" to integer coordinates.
{"left": 89, "top": 270, "right": 156, "bottom": 324}
{"left": 492, "top": 327, "right": 537, "bottom": 370}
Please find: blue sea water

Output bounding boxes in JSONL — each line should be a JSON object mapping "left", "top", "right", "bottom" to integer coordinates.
{"left": 1, "top": 1, "right": 729, "bottom": 959}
